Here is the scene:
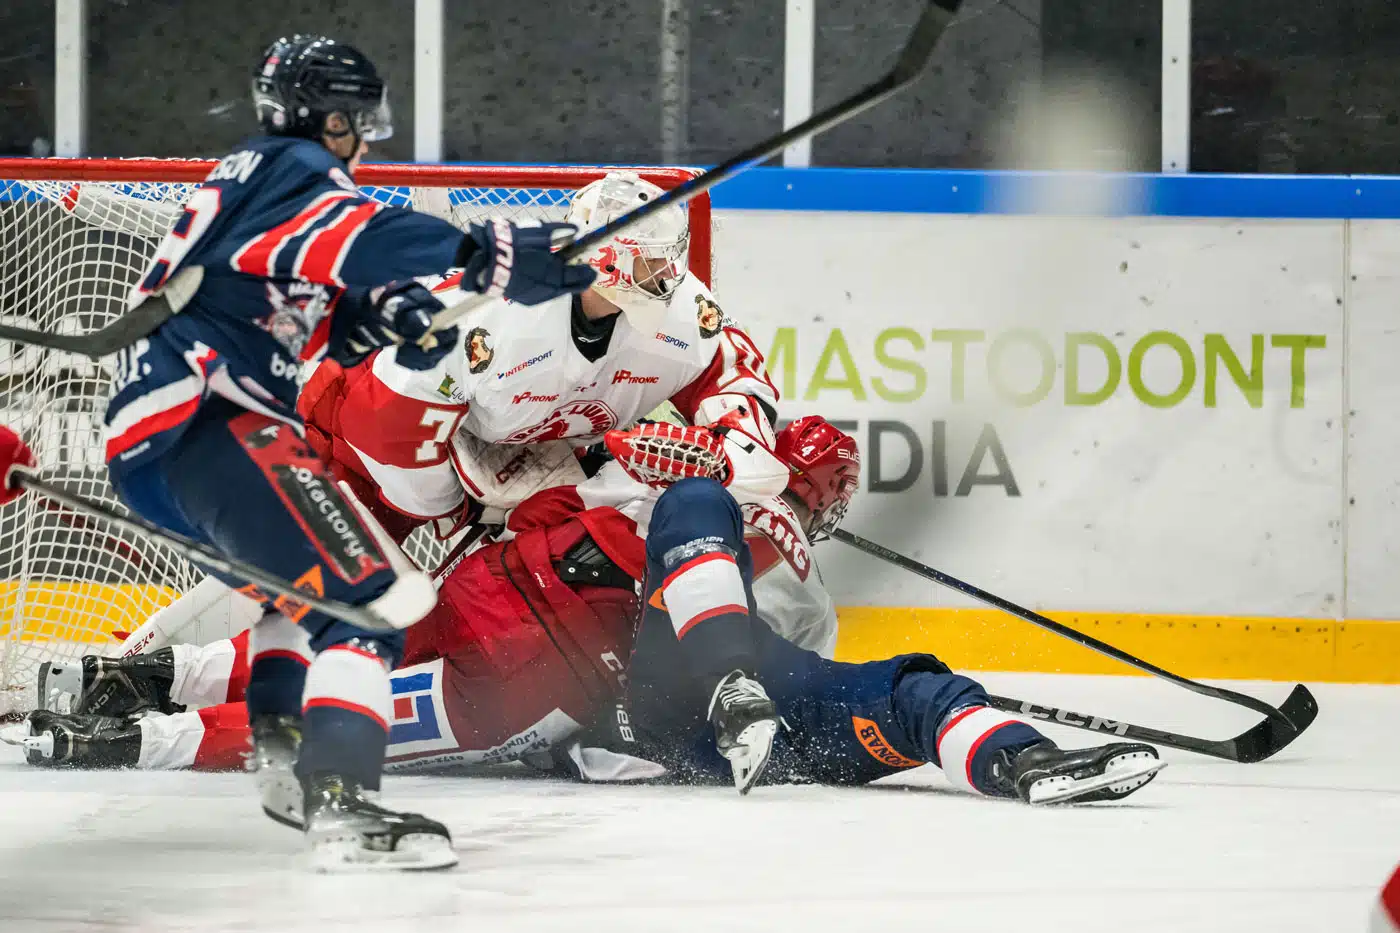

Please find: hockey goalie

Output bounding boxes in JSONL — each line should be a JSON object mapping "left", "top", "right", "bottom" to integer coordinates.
{"left": 12, "top": 415, "right": 1164, "bottom": 807}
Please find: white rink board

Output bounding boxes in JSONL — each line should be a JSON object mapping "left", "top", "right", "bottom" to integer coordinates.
{"left": 714, "top": 210, "right": 1366, "bottom": 618}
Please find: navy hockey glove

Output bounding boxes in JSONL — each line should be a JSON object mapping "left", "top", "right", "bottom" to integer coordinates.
{"left": 328, "top": 281, "right": 459, "bottom": 371}
{"left": 459, "top": 220, "right": 596, "bottom": 306}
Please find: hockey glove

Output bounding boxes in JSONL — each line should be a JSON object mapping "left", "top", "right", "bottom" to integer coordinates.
{"left": 459, "top": 219, "right": 596, "bottom": 306}
{"left": 604, "top": 421, "right": 733, "bottom": 490}
{"left": 328, "top": 281, "right": 459, "bottom": 371}
{"left": 605, "top": 412, "right": 791, "bottom": 505}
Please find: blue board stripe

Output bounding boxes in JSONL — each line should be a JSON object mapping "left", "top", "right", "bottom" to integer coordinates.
{"left": 12, "top": 162, "right": 1400, "bottom": 219}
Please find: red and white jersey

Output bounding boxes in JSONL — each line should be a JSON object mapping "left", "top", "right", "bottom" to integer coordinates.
{"left": 335, "top": 272, "right": 777, "bottom": 523}
{"left": 511, "top": 461, "right": 837, "bottom": 658}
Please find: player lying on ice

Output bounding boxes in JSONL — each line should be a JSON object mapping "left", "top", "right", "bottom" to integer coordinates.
{"left": 85, "top": 32, "right": 595, "bottom": 870}
{"left": 14, "top": 416, "right": 1165, "bottom": 808}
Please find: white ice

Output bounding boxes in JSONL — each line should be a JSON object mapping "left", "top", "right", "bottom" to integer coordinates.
{"left": 1, "top": 674, "right": 1396, "bottom": 933}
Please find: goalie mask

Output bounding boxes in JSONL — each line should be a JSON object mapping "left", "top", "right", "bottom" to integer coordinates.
{"left": 565, "top": 172, "right": 689, "bottom": 331}
{"left": 774, "top": 416, "right": 860, "bottom": 538}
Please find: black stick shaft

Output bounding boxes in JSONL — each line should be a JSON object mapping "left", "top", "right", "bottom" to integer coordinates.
{"left": 831, "top": 527, "right": 1300, "bottom": 728}
{"left": 17, "top": 474, "right": 394, "bottom": 632}
{"left": 557, "top": 1, "right": 961, "bottom": 263}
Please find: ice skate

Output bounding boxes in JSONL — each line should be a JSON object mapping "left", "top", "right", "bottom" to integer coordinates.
{"left": 251, "top": 714, "right": 304, "bottom": 830}
{"left": 12, "top": 709, "right": 141, "bottom": 768}
{"left": 990, "top": 739, "right": 1165, "bottom": 805}
{"left": 708, "top": 669, "right": 779, "bottom": 795}
{"left": 302, "top": 773, "right": 457, "bottom": 872}
{"left": 37, "top": 648, "right": 178, "bottom": 717}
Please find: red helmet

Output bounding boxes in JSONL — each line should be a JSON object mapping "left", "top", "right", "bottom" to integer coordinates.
{"left": 773, "top": 416, "right": 860, "bottom": 536}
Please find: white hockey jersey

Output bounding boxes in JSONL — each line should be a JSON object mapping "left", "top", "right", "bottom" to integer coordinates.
{"left": 334, "top": 272, "right": 780, "bottom": 524}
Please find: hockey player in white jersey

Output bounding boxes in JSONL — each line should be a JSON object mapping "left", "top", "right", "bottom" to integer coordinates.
{"left": 327, "top": 171, "right": 792, "bottom": 788}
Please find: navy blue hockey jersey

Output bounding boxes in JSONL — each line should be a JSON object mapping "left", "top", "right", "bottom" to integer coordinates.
{"left": 104, "top": 136, "right": 466, "bottom": 471}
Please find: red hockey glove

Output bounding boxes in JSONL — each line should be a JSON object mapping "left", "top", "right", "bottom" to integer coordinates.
{"left": 0, "top": 425, "right": 36, "bottom": 505}
{"left": 604, "top": 421, "right": 732, "bottom": 490}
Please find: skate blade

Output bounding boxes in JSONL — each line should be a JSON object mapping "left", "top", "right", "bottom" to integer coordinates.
{"left": 256, "top": 771, "right": 304, "bottom": 831}
{"left": 308, "top": 832, "right": 459, "bottom": 873}
{"left": 1027, "top": 751, "right": 1166, "bottom": 805}
{"left": 725, "top": 719, "right": 778, "bottom": 796}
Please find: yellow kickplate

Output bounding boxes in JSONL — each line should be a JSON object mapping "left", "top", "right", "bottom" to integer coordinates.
{"left": 834, "top": 607, "right": 1400, "bottom": 684}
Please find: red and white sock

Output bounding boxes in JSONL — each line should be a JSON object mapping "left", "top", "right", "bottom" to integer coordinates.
{"left": 135, "top": 703, "right": 251, "bottom": 771}
{"left": 168, "top": 637, "right": 241, "bottom": 708}
{"left": 662, "top": 549, "right": 748, "bottom": 640}
{"left": 936, "top": 704, "right": 1036, "bottom": 795}
{"left": 302, "top": 643, "right": 392, "bottom": 730}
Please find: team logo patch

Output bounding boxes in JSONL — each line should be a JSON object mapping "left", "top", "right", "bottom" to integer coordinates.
{"left": 261, "top": 282, "right": 333, "bottom": 357}
{"left": 695, "top": 294, "right": 724, "bottom": 339}
{"left": 852, "top": 716, "right": 923, "bottom": 769}
{"left": 466, "top": 327, "right": 494, "bottom": 374}
{"left": 437, "top": 374, "right": 457, "bottom": 400}
{"left": 387, "top": 659, "right": 459, "bottom": 758}
{"left": 503, "top": 399, "right": 618, "bottom": 443}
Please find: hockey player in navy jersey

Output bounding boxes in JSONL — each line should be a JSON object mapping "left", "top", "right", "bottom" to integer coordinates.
{"left": 99, "top": 34, "right": 594, "bottom": 871}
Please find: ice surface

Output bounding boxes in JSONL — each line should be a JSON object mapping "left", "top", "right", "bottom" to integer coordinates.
{"left": 1, "top": 674, "right": 1395, "bottom": 933}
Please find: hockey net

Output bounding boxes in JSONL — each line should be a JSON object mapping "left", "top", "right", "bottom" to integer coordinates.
{"left": 0, "top": 158, "right": 712, "bottom": 716}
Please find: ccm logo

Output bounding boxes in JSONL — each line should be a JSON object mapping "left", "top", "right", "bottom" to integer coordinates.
{"left": 612, "top": 369, "right": 659, "bottom": 385}
{"left": 1014, "top": 702, "right": 1130, "bottom": 736}
{"left": 513, "top": 391, "right": 559, "bottom": 404}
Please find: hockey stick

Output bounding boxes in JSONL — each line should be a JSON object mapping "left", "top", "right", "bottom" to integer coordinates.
{"left": 831, "top": 528, "right": 1318, "bottom": 736}
{"left": 431, "top": 0, "right": 965, "bottom": 332}
{"left": 0, "top": 1, "right": 964, "bottom": 358}
{"left": 985, "top": 692, "right": 1316, "bottom": 763}
{"left": 12, "top": 472, "right": 400, "bottom": 633}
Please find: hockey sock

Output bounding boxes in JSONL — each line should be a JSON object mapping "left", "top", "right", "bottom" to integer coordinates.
{"left": 658, "top": 543, "right": 756, "bottom": 686}
{"left": 135, "top": 705, "right": 253, "bottom": 771}
{"left": 297, "top": 638, "right": 394, "bottom": 790}
{"left": 245, "top": 612, "right": 312, "bottom": 720}
{"left": 168, "top": 636, "right": 246, "bottom": 708}
{"left": 892, "top": 666, "right": 1042, "bottom": 797}
{"left": 935, "top": 705, "right": 1043, "bottom": 797}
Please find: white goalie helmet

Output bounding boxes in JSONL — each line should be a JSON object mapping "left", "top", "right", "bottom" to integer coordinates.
{"left": 565, "top": 171, "right": 690, "bottom": 330}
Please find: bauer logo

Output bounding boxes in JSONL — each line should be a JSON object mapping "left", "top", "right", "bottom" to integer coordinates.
{"left": 387, "top": 659, "right": 459, "bottom": 758}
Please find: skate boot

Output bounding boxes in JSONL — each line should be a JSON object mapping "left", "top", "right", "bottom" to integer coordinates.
{"left": 251, "top": 714, "right": 304, "bottom": 830}
{"left": 708, "top": 670, "right": 780, "bottom": 795}
{"left": 989, "top": 739, "right": 1166, "bottom": 805}
{"left": 37, "top": 648, "right": 179, "bottom": 717}
{"left": 14, "top": 710, "right": 141, "bottom": 768}
{"left": 302, "top": 773, "right": 458, "bottom": 872}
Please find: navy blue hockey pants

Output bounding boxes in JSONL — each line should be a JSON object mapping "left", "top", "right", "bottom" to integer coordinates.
{"left": 627, "top": 478, "right": 1044, "bottom": 794}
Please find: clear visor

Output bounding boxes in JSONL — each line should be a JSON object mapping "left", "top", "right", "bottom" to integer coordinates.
{"left": 355, "top": 89, "right": 393, "bottom": 142}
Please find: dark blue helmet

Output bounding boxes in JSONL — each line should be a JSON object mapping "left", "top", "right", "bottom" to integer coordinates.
{"left": 252, "top": 35, "right": 392, "bottom": 143}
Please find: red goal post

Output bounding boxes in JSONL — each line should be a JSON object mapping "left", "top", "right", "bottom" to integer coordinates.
{"left": 0, "top": 157, "right": 712, "bottom": 715}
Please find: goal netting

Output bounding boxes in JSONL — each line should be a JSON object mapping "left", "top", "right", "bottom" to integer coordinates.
{"left": 0, "top": 158, "right": 711, "bottom": 716}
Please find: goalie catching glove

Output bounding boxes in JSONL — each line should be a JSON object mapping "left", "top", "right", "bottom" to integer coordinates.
{"left": 603, "top": 411, "right": 790, "bottom": 505}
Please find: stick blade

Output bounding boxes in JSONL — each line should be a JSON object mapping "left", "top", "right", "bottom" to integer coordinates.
{"left": 1226, "top": 684, "right": 1319, "bottom": 763}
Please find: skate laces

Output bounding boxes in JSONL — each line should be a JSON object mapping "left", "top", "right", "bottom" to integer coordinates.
{"left": 711, "top": 672, "right": 769, "bottom": 715}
